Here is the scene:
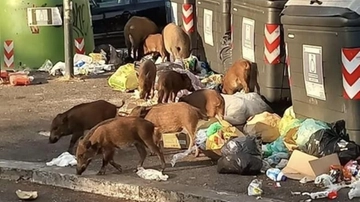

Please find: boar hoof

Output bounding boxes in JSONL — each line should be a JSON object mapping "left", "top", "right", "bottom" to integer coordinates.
{"left": 97, "top": 170, "right": 106, "bottom": 175}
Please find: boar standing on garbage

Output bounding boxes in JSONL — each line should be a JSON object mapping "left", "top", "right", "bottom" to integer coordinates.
{"left": 138, "top": 59, "right": 157, "bottom": 100}
{"left": 156, "top": 70, "right": 194, "bottom": 103}
{"left": 49, "top": 100, "right": 125, "bottom": 154}
{"left": 162, "top": 23, "right": 191, "bottom": 61}
{"left": 143, "top": 34, "right": 168, "bottom": 62}
{"left": 222, "top": 59, "right": 251, "bottom": 95}
{"left": 129, "top": 102, "right": 208, "bottom": 157}
{"left": 124, "top": 16, "right": 159, "bottom": 60}
{"left": 75, "top": 116, "right": 166, "bottom": 175}
{"left": 179, "top": 89, "right": 225, "bottom": 120}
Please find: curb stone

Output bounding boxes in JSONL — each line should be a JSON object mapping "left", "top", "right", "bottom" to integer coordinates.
{"left": 0, "top": 159, "right": 284, "bottom": 202}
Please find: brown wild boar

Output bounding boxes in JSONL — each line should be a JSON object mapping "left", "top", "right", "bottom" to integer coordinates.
{"left": 129, "top": 102, "right": 208, "bottom": 157}
{"left": 143, "top": 34, "right": 167, "bottom": 62}
{"left": 162, "top": 23, "right": 191, "bottom": 61}
{"left": 138, "top": 59, "right": 157, "bottom": 100}
{"left": 222, "top": 59, "right": 251, "bottom": 95}
{"left": 124, "top": 16, "right": 159, "bottom": 60}
{"left": 178, "top": 89, "right": 225, "bottom": 120}
{"left": 49, "top": 100, "right": 124, "bottom": 154}
{"left": 76, "top": 116, "right": 166, "bottom": 175}
{"left": 156, "top": 70, "right": 194, "bottom": 103}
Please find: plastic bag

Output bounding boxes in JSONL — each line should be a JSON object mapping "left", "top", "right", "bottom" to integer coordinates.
{"left": 195, "top": 129, "right": 207, "bottom": 150}
{"left": 263, "top": 137, "right": 288, "bottom": 158}
{"left": 108, "top": 63, "right": 138, "bottom": 92}
{"left": 136, "top": 167, "right": 169, "bottom": 181}
{"left": 301, "top": 120, "right": 360, "bottom": 165}
{"left": 296, "top": 119, "right": 330, "bottom": 147}
{"left": 248, "top": 179, "right": 263, "bottom": 196}
{"left": 218, "top": 136, "right": 263, "bottom": 175}
{"left": 170, "top": 146, "right": 197, "bottom": 167}
{"left": 349, "top": 180, "right": 360, "bottom": 199}
{"left": 244, "top": 112, "right": 281, "bottom": 143}
{"left": 221, "top": 92, "right": 272, "bottom": 125}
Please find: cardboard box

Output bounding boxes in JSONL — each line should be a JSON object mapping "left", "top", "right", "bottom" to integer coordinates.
{"left": 162, "top": 132, "right": 189, "bottom": 149}
{"left": 282, "top": 150, "right": 341, "bottom": 181}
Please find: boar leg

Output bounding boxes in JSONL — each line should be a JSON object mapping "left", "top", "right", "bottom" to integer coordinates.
{"left": 68, "top": 131, "right": 83, "bottom": 154}
{"left": 150, "top": 86, "right": 155, "bottom": 99}
{"left": 98, "top": 149, "right": 122, "bottom": 175}
{"left": 134, "top": 142, "right": 147, "bottom": 170}
{"left": 163, "top": 90, "right": 171, "bottom": 103}
{"left": 157, "top": 89, "right": 165, "bottom": 103}
{"left": 184, "top": 126, "right": 199, "bottom": 158}
{"left": 144, "top": 140, "right": 166, "bottom": 172}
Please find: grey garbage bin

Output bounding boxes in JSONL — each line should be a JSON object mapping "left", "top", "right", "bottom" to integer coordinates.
{"left": 231, "top": 0, "right": 290, "bottom": 103}
{"left": 281, "top": 0, "right": 360, "bottom": 144}
{"left": 196, "top": 0, "right": 232, "bottom": 74}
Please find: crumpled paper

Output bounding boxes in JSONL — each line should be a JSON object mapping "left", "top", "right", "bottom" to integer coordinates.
{"left": 46, "top": 152, "right": 77, "bottom": 167}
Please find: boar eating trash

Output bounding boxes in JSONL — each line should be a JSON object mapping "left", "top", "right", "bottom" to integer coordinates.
{"left": 76, "top": 116, "right": 166, "bottom": 176}
{"left": 49, "top": 100, "right": 125, "bottom": 154}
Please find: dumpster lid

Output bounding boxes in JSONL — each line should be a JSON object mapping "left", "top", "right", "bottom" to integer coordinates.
{"left": 285, "top": 0, "right": 360, "bottom": 15}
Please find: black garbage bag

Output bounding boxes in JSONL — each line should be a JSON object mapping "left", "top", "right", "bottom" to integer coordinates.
{"left": 301, "top": 120, "right": 360, "bottom": 165}
{"left": 217, "top": 136, "right": 263, "bottom": 175}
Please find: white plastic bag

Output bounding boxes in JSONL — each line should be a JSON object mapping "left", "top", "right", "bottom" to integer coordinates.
{"left": 136, "top": 167, "right": 169, "bottom": 181}
{"left": 46, "top": 152, "right": 77, "bottom": 167}
{"left": 221, "top": 92, "right": 272, "bottom": 125}
{"left": 170, "top": 146, "right": 197, "bottom": 167}
{"left": 248, "top": 179, "right": 263, "bottom": 196}
{"left": 349, "top": 180, "right": 360, "bottom": 199}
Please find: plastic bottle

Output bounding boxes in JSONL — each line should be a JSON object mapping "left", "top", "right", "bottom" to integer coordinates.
{"left": 248, "top": 179, "right": 263, "bottom": 196}
{"left": 74, "top": 60, "right": 86, "bottom": 67}
{"left": 266, "top": 168, "right": 287, "bottom": 182}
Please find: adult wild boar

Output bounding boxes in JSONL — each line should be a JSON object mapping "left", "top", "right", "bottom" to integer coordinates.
{"left": 49, "top": 100, "right": 125, "bottom": 154}
{"left": 143, "top": 34, "right": 167, "bottom": 62}
{"left": 162, "top": 23, "right": 191, "bottom": 61}
{"left": 124, "top": 16, "right": 159, "bottom": 60}
{"left": 76, "top": 116, "right": 165, "bottom": 175}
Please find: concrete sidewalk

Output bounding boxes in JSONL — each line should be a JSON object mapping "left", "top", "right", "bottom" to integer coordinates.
{"left": 0, "top": 159, "right": 281, "bottom": 202}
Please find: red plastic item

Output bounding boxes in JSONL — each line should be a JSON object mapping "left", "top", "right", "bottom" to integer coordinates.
{"left": 9, "top": 73, "right": 30, "bottom": 86}
{"left": 327, "top": 191, "right": 338, "bottom": 199}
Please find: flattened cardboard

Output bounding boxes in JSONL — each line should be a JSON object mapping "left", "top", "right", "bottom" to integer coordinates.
{"left": 282, "top": 150, "right": 341, "bottom": 181}
{"left": 162, "top": 132, "right": 189, "bottom": 149}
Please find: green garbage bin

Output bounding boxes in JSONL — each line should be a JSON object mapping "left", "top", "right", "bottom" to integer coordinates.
{"left": 231, "top": 0, "right": 289, "bottom": 103}
{"left": 0, "top": 0, "right": 94, "bottom": 70}
{"left": 281, "top": 0, "right": 360, "bottom": 144}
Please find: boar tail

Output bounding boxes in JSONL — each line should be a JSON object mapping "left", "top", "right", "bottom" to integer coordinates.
{"left": 115, "top": 100, "right": 125, "bottom": 109}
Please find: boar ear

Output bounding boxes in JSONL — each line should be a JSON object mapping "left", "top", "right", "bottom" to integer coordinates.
{"left": 59, "top": 113, "right": 68, "bottom": 123}
{"left": 84, "top": 140, "right": 92, "bottom": 149}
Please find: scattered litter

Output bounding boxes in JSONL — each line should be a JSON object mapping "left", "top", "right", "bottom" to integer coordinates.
{"left": 170, "top": 146, "right": 197, "bottom": 167}
{"left": 266, "top": 168, "right": 287, "bottom": 182}
{"left": 46, "top": 152, "right": 77, "bottom": 167}
{"left": 16, "top": 190, "right": 38, "bottom": 200}
{"left": 275, "top": 159, "right": 288, "bottom": 169}
{"left": 300, "top": 177, "right": 310, "bottom": 184}
{"left": 291, "top": 191, "right": 301, "bottom": 196}
{"left": 302, "top": 190, "right": 338, "bottom": 200}
{"left": 38, "top": 131, "right": 50, "bottom": 137}
{"left": 314, "top": 174, "right": 334, "bottom": 187}
{"left": 349, "top": 180, "right": 360, "bottom": 199}
{"left": 248, "top": 179, "right": 263, "bottom": 196}
{"left": 136, "top": 167, "right": 169, "bottom": 181}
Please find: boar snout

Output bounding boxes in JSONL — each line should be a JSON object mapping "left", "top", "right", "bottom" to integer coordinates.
{"left": 76, "top": 165, "right": 87, "bottom": 175}
{"left": 49, "top": 135, "right": 59, "bottom": 144}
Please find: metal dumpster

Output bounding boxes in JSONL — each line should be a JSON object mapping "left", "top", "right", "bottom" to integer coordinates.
{"left": 0, "top": 0, "right": 94, "bottom": 70}
{"left": 196, "top": 0, "right": 232, "bottom": 74}
{"left": 281, "top": 0, "right": 360, "bottom": 144}
{"left": 231, "top": 0, "right": 289, "bottom": 103}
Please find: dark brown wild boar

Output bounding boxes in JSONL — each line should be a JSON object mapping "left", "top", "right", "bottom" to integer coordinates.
{"left": 222, "top": 59, "right": 251, "bottom": 95}
{"left": 129, "top": 102, "right": 208, "bottom": 157}
{"left": 138, "top": 59, "right": 157, "bottom": 100}
{"left": 156, "top": 70, "right": 194, "bottom": 103}
{"left": 143, "top": 34, "right": 167, "bottom": 62}
{"left": 178, "top": 89, "right": 225, "bottom": 120}
{"left": 75, "top": 116, "right": 165, "bottom": 175}
{"left": 49, "top": 100, "right": 124, "bottom": 154}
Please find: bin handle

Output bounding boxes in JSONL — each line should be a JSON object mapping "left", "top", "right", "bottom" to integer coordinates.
{"left": 310, "top": 0, "right": 323, "bottom": 5}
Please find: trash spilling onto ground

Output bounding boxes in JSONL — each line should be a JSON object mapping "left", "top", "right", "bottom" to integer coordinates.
{"left": 46, "top": 152, "right": 77, "bottom": 167}
{"left": 16, "top": 190, "right": 38, "bottom": 200}
{"left": 136, "top": 167, "right": 169, "bottom": 181}
{"left": 38, "top": 131, "right": 50, "bottom": 137}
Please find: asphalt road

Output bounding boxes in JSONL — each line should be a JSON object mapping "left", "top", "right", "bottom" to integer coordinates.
{"left": 0, "top": 74, "right": 355, "bottom": 201}
{"left": 0, "top": 179, "right": 132, "bottom": 202}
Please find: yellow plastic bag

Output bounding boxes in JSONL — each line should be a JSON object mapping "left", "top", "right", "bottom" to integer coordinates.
{"left": 108, "top": 63, "right": 138, "bottom": 92}
{"left": 205, "top": 120, "right": 241, "bottom": 150}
